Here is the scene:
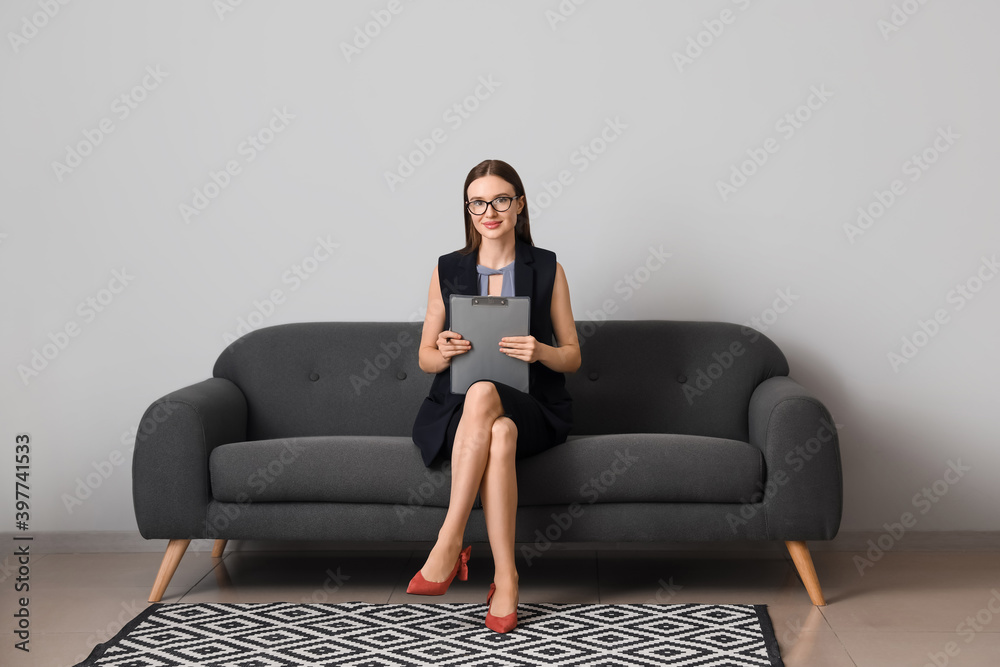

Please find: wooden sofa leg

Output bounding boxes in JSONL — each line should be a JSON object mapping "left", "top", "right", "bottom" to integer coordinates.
{"left": 149, "top": 539, "right": 190, "bottom": 602}
{"left": 785, "top": 540, "right": 826, "bottom": 606}
{"left": 212, "top": 539, "right": 228, "bottom": 558}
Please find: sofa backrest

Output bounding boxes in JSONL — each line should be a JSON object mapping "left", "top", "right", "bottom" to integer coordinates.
{"left": 213, "top": 320, "right": 788, "bottom": 442}
{"left": 566, "top": 320, "right": 787, "bottom": 442}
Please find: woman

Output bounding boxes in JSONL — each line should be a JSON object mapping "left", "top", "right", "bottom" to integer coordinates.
{"left": 409, "top": 159, "right": 580, "bottom": 633}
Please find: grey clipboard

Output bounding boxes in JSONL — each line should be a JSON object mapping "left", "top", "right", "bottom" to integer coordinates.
{"left": 449, "top": 294, "right": 531, "bottom": 395}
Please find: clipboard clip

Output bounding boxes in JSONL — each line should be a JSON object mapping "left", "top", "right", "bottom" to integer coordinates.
{"left": 472, "top": 297, "right": 509, "bottom": 306}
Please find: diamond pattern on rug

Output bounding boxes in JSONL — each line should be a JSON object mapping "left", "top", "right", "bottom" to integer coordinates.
{"left": 74, "top": 601, "right": 784, "bottom": 667}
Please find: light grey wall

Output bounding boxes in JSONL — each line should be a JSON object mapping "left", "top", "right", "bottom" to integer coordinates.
{"left": 2, "top": 1, "right": 997, "bottom": 534}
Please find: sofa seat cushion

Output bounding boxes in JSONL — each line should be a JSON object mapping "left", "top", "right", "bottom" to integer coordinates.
{"left": 210, "top": 436, "right": 451, "bottom": 506}
{"left": 516, "top": 433, "right": 763, "bottom": 505}
{"left": 210, "top": 433, "right": 763, "bottom": 507}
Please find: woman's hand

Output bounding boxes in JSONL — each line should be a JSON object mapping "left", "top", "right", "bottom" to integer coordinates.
{"left": 437, "top": 330, "right": 471, "bottom": 361}
{"left": 499, "top": 335, "right": 542, "bottom": 363}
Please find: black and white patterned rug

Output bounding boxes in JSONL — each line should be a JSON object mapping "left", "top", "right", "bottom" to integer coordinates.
{"left": 74, "top": 601, "right": 784, "bottom": 666}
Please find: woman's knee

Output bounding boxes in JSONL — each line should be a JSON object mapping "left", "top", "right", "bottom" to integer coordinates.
{"left": 489, "top": 416, "right": 517, "bottom": 459}
{"left": 465, "top": 381, "right": 504, "bottom": 418}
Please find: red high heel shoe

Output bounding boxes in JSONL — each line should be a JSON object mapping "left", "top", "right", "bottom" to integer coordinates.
{"left": 406, "top": 545, "right": 471, "bottom": 595}
{"left": 485, "top": 582, "right": 518, "bottom": 633}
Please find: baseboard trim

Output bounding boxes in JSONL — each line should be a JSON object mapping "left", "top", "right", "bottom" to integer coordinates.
{"left": 3, "top": 530, "right": 998, "bottom": 554}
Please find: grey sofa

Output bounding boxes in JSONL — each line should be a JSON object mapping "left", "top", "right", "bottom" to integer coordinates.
{"left": 133, "top": 320, "right": 842, "bottom": 605}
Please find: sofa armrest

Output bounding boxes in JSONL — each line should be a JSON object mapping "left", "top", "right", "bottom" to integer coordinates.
{"left": 748, "top": 376, "right": 843, "bottom": 540}
{"left": 132, "top": 377, "right": 247, "bottom": 539}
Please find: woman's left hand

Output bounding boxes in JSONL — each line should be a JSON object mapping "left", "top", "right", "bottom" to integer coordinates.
{"left": 499, "top": 335, "right": 541, "bottom": 363}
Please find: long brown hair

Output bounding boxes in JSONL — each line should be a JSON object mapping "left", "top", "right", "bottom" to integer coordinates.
{"left": 459, "top": 159, "right": 533, "bottom": 255}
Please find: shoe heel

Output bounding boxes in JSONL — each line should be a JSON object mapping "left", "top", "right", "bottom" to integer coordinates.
{"left": 406, "top": 545, "right": 471, "bottom": 596}
{"left": 457, "top": 545, "right": 471, "bottom": 581}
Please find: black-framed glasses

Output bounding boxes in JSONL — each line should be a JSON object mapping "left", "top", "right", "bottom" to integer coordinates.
{"left": 466, "top": 194, "right": 520, "bottom": 216}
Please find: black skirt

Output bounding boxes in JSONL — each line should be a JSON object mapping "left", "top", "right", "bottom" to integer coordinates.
{"left": 435, "top": 380, "right": 558, "bottom": 464}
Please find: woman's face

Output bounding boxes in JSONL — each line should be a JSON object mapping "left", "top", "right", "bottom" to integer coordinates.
{"left": 467, "top": 174, "right": 524, "bottom": 240}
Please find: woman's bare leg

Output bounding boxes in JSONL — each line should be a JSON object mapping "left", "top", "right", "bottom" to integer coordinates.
{"left": 419, "top": 381, "right": 504, "bottom": 581}
{"left": 479, "top": 416, "right": 519, "bottom": 616}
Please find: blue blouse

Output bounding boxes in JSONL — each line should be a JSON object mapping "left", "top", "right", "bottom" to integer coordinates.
{"left": 476, "top": 260, "right": 514, "bottom": 296}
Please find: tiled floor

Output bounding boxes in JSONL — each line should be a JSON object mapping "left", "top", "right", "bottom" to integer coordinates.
{"left": 3, "top": 545, "right": 1000, "bottom": 666}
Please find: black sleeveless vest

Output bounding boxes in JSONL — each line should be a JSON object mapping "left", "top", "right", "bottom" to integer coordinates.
{"left": 411, "top": 236, "right": 573, "bottom": 466}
